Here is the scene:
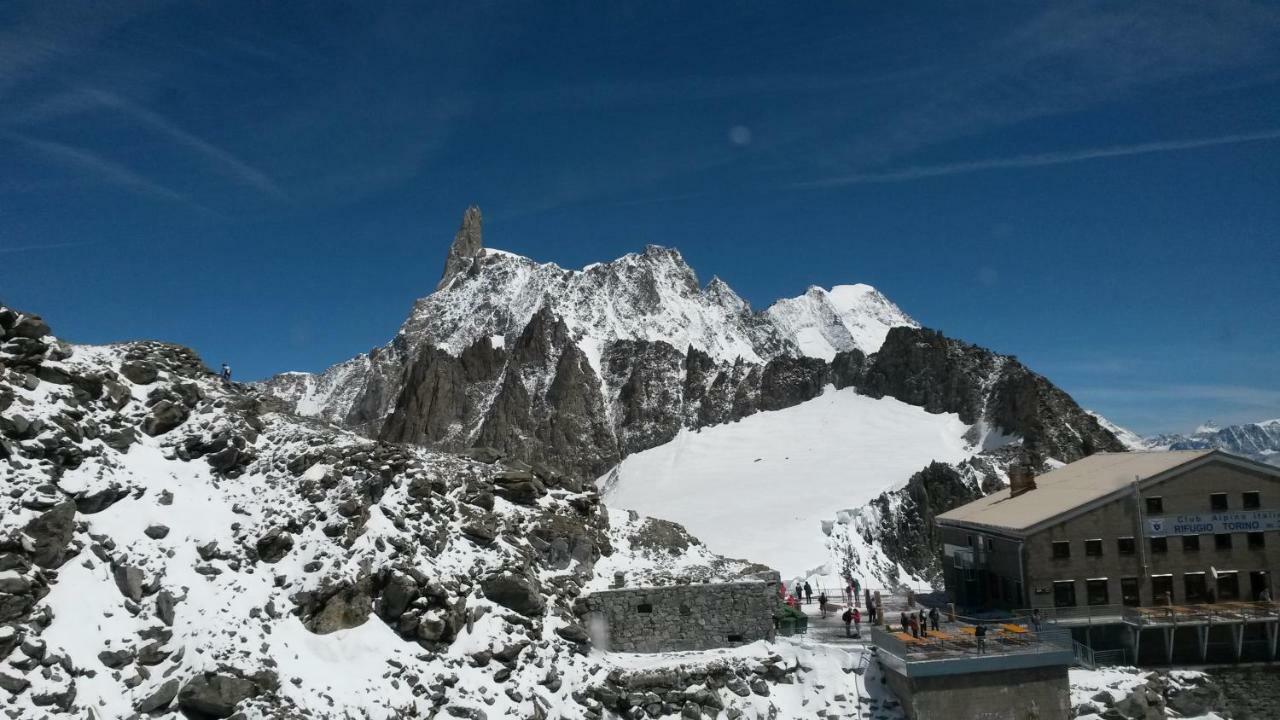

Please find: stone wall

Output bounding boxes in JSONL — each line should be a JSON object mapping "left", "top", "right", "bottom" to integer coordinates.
{"left": 883, "top": 664, "right": 1070, "bottom": 720}
{"left": 582, "top": 574, "right": 780, "bottom": 653}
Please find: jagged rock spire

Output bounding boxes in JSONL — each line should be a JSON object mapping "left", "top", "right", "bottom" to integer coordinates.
{"left": 436, "top": 206, "right": 484, "bottom": 291}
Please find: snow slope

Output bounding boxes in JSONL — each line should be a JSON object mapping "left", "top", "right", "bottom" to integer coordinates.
{"left": 598, "top": 387, "right": 976, "bottom": 579}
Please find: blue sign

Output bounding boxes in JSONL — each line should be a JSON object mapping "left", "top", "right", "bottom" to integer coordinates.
{"left": 1146, "top": 509, "right": 1280, "bottom": 536}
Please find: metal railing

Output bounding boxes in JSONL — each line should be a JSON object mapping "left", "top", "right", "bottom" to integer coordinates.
{"left": 871, "top": 622, "right": 1072, "bottom": 664}
{"left": 1121, "top": 600, "right": 1280, "bottom": 626}
{"left": 1011, "top": 604, "right": 1127, "bottom": 626}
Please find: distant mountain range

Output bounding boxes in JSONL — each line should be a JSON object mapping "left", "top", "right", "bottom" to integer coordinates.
{"left": 1144, "top": 419, "right": 1280, "bottom": 467}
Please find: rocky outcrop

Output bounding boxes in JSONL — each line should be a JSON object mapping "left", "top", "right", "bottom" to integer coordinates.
{"left": 436, "top": 206, "right": 485, "bottom": 292}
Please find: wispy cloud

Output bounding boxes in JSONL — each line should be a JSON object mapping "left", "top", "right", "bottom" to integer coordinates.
{"left": 798, "top": 128, "right": 1280, "bottom": 187}
{"left": 81, "top": 89, "right": 285, "bottom": 198}
{"left": 5, "top": 132, "right": 213, "bottom": 215}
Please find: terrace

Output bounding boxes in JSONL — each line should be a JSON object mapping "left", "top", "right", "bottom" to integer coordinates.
{"left": 871, "top": 621, "right": 1074, "bottom": 678}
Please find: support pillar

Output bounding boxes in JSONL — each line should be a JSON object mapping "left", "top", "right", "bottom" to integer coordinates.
{"left": 1267, "top": 622, "right": 1278, "bottom": 660}
{"left": 1163, "top": 627, "right": 1175, "bottom": 665}
{"left": 1232, "top": 624, "right": 1244, "bottom": 661}
{"left": 1133, "top": 627, "right": 1142, "bottom": 663}
{"left": 1197, "top": 626, "right": 1209, "bottom": 663}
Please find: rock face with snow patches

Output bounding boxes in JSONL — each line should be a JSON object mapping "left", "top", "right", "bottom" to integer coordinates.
{"left": 0, "top": 303, "right": 782, "bottom": 718}
{"left": 260, "top": 207, "right": 1119, "bottom": 485}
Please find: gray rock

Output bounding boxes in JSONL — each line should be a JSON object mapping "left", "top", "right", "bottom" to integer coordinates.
{"left": 436, "top": 206, "right": 484, "bottom": 291}
{"left": 120, "top": 360, "right": 159, "bottom": 385}
{"left": 113, "top": 564, "right": 145, "bottom": 602}
{"left": 480, "top": 572, "right": 544, "bottom": 617}
{"left": 254, "top": 528, "right": 293, "bottom": 563}
{"left": 136, "top": 678, "right": 180, "bottom": 712}
{"left": 156, "top": 590, "right": 177, "bottom": 626}
{"left": 178, "top": 673, "right": 259, "bottom": 718}
{"left": 98, "top": 648, "right": 135, "bottom": 668}
{"left": 24, "top": 501, "right": 77, "bottom": 569}
{"left": 144, "top": 524, "right": 170, "bottom": 540}
{"left": 141, "top": 400, "right": 189, "bottom": 436}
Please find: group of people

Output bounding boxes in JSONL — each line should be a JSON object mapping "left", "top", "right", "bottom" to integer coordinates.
{"left": 898, "top": 607, "right": 940, "bottom": 639}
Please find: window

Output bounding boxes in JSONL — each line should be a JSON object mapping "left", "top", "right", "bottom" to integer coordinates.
{"left": 1085, "top": 539, "right": 1103, "bottom": 557}
{"left": 1215, "top": 533, "right": 1233, "bottom": 551}
{"left": 986, "top": 538, "right": 994, "bottom": 551}
{"left": 1217, "top": 572, "right": 1240, "bottom": 602}
{"left": 967, "top": 535, "right": 974, "bottom": 547}
{"left": 1248, "top": 532, "right": 1266, "bottom": 549}
{"left": 1053, "top": 581, "right": 1077, "bottom": 608}
{"left": 1210, "top": 493, "right": 1228, "bottom": 511}
{"left": 726, "top": 633, "right": 743, "bottom": 643}
{"left": 1243, "top": 492, "right": 1261, "bottom": 510}
{"left": 1117, "top": 537, "right": 1136, "bottom": 555}
{"left": 1121, "top": 577, "right": 1140, "bottom": 607}
{"left": 636, "top": 603, "right": 653, "bottom": 614}
{"left": 1146, "top": 497, "right": 1164, "bottom": 514}
{"left": 1052, "top": 541, "right": 1071, "bottom": 559}
{"left": 1150, "top": 537, "right": 1168, "bottom": 554}
{"left": 1183, "top": 535, "right": 1200, "bottom": 553}
{"left": 1086, "top": 579, "right": 1110, "bottom": 606}
{"left": 1184, "top": 573, "right": 1207, "bottom": 603}
{"left": 1152, "top": 575, "right": 1174, "bottom": 604}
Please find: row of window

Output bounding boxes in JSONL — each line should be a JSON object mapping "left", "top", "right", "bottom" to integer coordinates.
{"left": 1052, "top": 570, "right": 1272, "bottom": 607}
{"left": 1144, "top": 491, "right": 1262, "bottom": 515}
{"left": 1052, "top": 531, "right": 1267, "bottom": 560}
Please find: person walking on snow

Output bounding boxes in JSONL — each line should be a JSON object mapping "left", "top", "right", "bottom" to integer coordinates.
{"left": 804, "top": 581, "right": 813, "bottom": 605}
{"left": 220, "top": 363, "right": 232, "bottom": 382}
{"left": 818, "top": 590, "right": 828, "bottom": 618}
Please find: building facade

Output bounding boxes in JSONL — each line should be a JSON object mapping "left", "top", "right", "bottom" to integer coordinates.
{"left": 937, "top": 450, "right": 1280, "bottom": 611}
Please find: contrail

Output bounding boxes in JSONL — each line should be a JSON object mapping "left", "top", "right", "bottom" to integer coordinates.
{"left": 799, "top": 128, "right": 1280, "bottom": 187}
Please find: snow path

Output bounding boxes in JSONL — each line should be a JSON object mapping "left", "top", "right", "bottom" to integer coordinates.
{"left": 600, "top": 387, "right": 975, "bottom": 577}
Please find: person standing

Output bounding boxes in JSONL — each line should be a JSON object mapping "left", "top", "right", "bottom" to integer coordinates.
{"left": 1030, "top": 608, "right": 1042, "bottom": 633}
{"left": 852, "top": 607, "right": 861, "bottom": 638}
{"left": 929, "top": 606, "right": 940, "bottom": 631}
{"left": 804, "top": 581, "right": 813, "bottom": 605}
{"left": 917, "top": 610, "right": 927, "bottom": 637}
{"left": 794, "top": 582, "right": 803, "bottom": 605}
{"left": 842, "top": 608, "right": 853, "bottom": 637}
{"left": 818, "top": 590, "right": 828, "bottom": 618}
{"left": 1260, "top": 587, "right": 1273, "bottom": 602}
{"left": 220, "top": 363, "right": 232, "bottom": 382}
{"left": 900, "top": 611, "right": 909, "bottom": 634}
{"left": 864, "top": 589, "right": 873, "bottom": 615}
{"left": 975, "top": 623, "right": 987, "bottom": 654}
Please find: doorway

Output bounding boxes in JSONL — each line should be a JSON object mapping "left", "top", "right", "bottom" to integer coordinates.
{"left": 1184, "top": 573, "right": 1207, "bottom": 604}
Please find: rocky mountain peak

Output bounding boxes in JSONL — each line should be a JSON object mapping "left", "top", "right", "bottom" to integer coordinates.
{"left": 435, "top": 205, "right": 484, "bottom": 291}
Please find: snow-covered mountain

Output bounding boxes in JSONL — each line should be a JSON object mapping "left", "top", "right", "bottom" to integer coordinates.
{"left": 5, "top": 303, "right": 847, "bottom": 719}
{"left": 259, "top": 207, "right": 916, "bottom": 451}
{"left": 1146, "top": 419, "right": 1280, "bottom": 466}
{"left": 256, "top": 207, "right": 1124, "bottom": 588}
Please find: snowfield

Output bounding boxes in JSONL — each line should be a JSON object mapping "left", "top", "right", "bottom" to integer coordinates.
{"left": 599, "top": 387, "right": 976, "bottom": 579}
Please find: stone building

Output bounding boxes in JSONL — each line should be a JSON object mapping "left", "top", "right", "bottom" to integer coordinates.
{"left": 580, "top": 573, "right": 780, "bottom": 653}
{"left": 936, "top": 450, "right": 1280, "bottom": 610}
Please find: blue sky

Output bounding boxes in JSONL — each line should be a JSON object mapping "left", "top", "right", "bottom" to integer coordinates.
{"left": 2, "top": 2, "right": 1279, "bottom": 435}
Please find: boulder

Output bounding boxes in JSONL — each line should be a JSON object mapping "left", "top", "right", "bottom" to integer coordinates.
{"left": 120, "top": 360, "right": 159, "bottom": 385}
{"left": 141, "top": 400, "right": 188, "bottom": 436}
{"left": 144, "top": 524, "right": 170, "bottom": 540}
{"left": 298, "top": 579, "right": 372, "bottom": 634}
{"left": 178, "top": 673, "right": 259, "bottom": 718}
{"left": 156, "top": 590, "right": 178, "bottom": 626}
{"left": 480, "top": 572, "right": 545, "bottom": 617}
{"left": 254, "top": 528, "right": 293, "bottom": 563}
{"left": 113, "top": 563, "right": 146, "bottom": 602}
{"left": 10, "top": 313, "right": 50, "bottom": 340}
{"left": 136, "top": 678, "right": 180, "bottom": 713}
{"left": 24, "top": 501, "right": 77, "bottom": 569}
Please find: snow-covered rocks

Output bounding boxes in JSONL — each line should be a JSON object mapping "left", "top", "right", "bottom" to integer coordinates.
{"left": 3, "top": 301, "right": 818, "bottom": 719}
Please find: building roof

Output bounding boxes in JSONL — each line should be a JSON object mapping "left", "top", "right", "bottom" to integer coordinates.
{"left": 936, "top": 450, "right": 1215, "bottom": 536}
